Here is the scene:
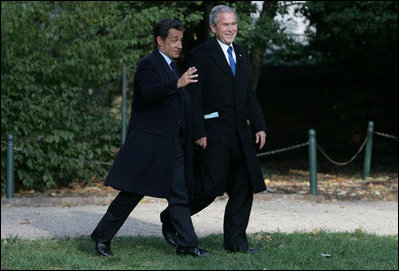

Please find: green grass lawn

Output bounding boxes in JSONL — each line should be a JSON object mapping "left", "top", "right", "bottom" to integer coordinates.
{"left": 1, "top": 231, "right": 397, "bottom": 270}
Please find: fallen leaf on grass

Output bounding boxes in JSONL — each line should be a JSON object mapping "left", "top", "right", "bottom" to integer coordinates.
{"left": 252, "top": 233, "right": 272, "bottom": 241}
{"left": 253, "top": 233, "right": 263, "bottom": 240}
{"left": 264, "top": 235, "right": 272, "bottom": 241}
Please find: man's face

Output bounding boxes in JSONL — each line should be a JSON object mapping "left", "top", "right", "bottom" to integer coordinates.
{"left": 210, "top": 12, "right": 237, "bottom": 45}
{"left": 157, "top": 28, "right": 183, "bottom": 59}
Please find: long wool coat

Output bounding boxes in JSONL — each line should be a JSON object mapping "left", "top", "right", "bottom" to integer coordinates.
{"left": 104, "top": 49, "right": 194, "bottom": 198}
{"left": 186, "top": 38, "right": 267, "bottom": 196}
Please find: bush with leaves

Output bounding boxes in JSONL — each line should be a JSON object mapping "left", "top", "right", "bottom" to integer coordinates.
{"left": 1, "top": 1, "right": 203, "bottom": 192}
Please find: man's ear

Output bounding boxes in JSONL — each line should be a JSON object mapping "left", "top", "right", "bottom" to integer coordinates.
{"left": 156, "top": 36, "right": 164, "bottom": 48}
{"left": 210, "top": 23, "right": 217, "bottom": 34}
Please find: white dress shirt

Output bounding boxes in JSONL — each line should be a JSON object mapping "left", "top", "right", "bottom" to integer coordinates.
{"left": 216, "top": 39, "right": 236, "bottom": 66}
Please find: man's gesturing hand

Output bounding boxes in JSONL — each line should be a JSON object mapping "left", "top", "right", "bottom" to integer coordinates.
{"left": 255, "top": 131, "right": 266, "bottom": 150}
{"left": 195, "top": 137, "right": 207, "bottom": 150}
{"left": 177, "top": 67, "right": 198, "bottom": 88}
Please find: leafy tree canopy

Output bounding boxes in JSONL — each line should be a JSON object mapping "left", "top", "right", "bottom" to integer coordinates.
{"left": 1, "top": 1, "right": 204, "bottom": 191}
{"left": 298, "top": 1, "right": 398, "bottom": 71}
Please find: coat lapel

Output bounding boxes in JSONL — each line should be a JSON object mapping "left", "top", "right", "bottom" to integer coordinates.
{"left": 153, "top": 49, "right": 175, "bottom": 80}
{"left": 234, "top": 44, "right": 244, "bottom": 79}
{"left": 208, "top": 38, "right": 234, "bottom": 78}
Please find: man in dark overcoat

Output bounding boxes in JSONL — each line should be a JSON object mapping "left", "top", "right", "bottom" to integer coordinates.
{"left": 90, "top": 18, "right": 211, "bottom": 257}
{"left": 161, "top": 5, "right": 267, "bottom": 253}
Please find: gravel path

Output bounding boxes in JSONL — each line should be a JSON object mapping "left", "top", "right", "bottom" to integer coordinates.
{"left": 1, "top": 195, "right": 397, "bottom": 240}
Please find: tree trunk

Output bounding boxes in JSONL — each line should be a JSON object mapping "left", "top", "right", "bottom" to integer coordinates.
{"left": 250, "top": 1, "right": 278, "bottom": 92}
{"left": 251, "top": 45, "right": 265, "bottom": 93}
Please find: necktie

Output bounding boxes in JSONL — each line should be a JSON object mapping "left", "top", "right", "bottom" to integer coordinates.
{"left": 227, "top": 46, "right": 236, "bottom": 76}
{"left": 170, "top": 60, "right": 179, "bottom": 79}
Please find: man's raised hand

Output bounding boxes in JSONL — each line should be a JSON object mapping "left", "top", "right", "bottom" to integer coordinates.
{"left": 177, "top": 67, "right": 198, "bottom": 88}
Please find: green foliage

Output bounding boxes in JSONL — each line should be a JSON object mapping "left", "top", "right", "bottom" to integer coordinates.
{"left": 1, "top": 1, "right": 203, "bottom": 192}
{"left": 299, "top": 1, "right": 398, "bottom": 69}
{"left": 1, "top": 2, "right": 121, "bottom": 191}
{"left": 235, "top": 1, "right": 286, "bottom": 52}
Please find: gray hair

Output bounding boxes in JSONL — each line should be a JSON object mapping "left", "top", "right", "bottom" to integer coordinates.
{"left": 209, "top": 5, "right": 237, "bottom": 25}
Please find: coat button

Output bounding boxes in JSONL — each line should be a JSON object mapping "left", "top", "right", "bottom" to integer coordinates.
{"left": 177, "top": 120, "right": 181, "bottom": 125}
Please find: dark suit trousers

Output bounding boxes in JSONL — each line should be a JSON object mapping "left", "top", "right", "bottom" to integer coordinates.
{"left": 195, "top": 134, "right": 253, "bottom": 250}
{"left": 161, "top": 134, "right": 253, "bottom": 250}
{"left": 93, "top": 142, "right": 198, "bottom": 248}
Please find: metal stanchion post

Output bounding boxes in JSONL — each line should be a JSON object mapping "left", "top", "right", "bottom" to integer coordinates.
{"left": 7, "top": 134, "right": 14, "bottom": 198}
{"left": 362, "top": 121, "right": 374, "bottom": 179}
{"left": 308, "top": 129, "right": 317, "bottom": 195}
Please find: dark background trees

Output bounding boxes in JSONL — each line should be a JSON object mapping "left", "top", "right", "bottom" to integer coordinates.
{"left": 1, "top": 1, "right": 397, "bottom": 192}
{"left": 255, "top": 1, "right": 397, "bottom": 164}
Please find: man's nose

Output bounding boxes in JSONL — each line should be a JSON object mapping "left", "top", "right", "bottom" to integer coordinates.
{"left": 228, "top": 24, "right": 237, "bottom": 31}
{"left": 177, "top": 41, "right": 182, "bottom": 49}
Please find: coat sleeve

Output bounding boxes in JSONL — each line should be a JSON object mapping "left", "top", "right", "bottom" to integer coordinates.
{"left": 247, "top": 90, "right": 267, "bottom": 133}
{"left": 135, "top": 59, "right": 178, "bottom": 102}
{"left": 186, "top": 51, "right": 207, "bottom": 140}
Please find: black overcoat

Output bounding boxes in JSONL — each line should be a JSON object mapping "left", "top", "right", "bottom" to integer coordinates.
{"left": 104, "top": 49, "right": 194, "bottom": 198}
{"left": 186, "top": 38, "right": 267, "bottom": 196}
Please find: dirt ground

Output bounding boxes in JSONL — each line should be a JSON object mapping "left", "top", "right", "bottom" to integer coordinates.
{"left": 8, "top": 160, "right": 397, "bottom": 201}
{"left": 261, "top": 159, "right": 398, "bottom": 201}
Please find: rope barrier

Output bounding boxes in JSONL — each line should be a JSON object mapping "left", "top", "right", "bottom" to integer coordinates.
{"left": 374, "top": 131, "right": 398, "bottom": 140}
{"left": 2, "top": 140, "right": 310, "bottom": 162}
{"left": 257, "top": 142, "right": 308, "bottom": 157}
{"left": 316, "top": 136, "right": 368, "bottom": 166}
{"left": 3, "top": 123, "right": 396, "bottom": 199}
{"left": 1, "top": 128, "right": 396, "bottom": 167}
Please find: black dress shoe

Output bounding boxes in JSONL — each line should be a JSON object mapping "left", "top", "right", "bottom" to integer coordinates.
{"left": 176, "top": 247, "right": 213, "bottom": 257}
{"left": 224, "top": 245, "right": 259, "bottom": 254}
{"left": 160, "top": 214, "right": 177, "bottom": 246}
{"left": 91, "top": 232, "right": 113, "bottom": 257}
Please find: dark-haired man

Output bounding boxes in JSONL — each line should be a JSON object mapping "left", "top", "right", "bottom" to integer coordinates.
{"left": 90, "top": 18, "right": 211, "bottom": 257}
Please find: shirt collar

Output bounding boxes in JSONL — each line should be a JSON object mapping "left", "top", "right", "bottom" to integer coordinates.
{"left": 158, "top": 50, "right": 173, "bottom": 66}
{"left": 216, "top": 38, "right": 234, "bottom": 53}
